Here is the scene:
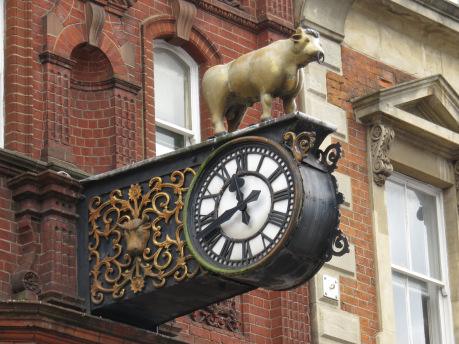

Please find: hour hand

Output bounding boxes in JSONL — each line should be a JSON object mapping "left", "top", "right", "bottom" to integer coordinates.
{"left": 229, "top": 175, "right": 250, "bottom": 224}
{"left": 197, "top": 190, "right": 261, "bottom": 240}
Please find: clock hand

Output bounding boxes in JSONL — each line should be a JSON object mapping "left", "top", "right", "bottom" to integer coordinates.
{"left": 197, "top": 189, "right": 261, "bottom": 240}
{"left": 229, "top": 175, "right": 250, "bottom": 225}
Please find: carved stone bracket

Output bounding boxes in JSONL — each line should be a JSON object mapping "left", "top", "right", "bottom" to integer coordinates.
{"left": 370, "top": 123, "right": 395, "bottom": 187}
{"left": 190, "top": 297, "right": 241, "bottom": 332}
{"left": 85, "top": 2, "right": 106, "bottom": 46}
{"left": 170, "top": 0, "right": 197, "bottom": 44}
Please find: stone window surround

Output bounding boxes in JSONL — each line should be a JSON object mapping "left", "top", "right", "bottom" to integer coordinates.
{"left": 352, "top": 74, "right": 459, "bottom": 343}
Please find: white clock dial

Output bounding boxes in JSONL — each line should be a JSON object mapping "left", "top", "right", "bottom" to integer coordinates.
{"left": 186, "top": 140, "right": 298, "bottom": 271}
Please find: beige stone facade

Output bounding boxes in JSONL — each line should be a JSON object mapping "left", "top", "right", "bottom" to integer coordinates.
{"left": 299, "top": 0, "right": 459, "bottom": 343}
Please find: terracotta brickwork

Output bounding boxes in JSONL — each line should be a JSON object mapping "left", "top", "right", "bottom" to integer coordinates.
{"left": 326, "top": 46, "right": 414, "bottom": 344}
{"left": 0, "top": 176, "right": 18, "bottom": 299}
{"left": 0, "top": 0, "right": 429, "bottom": 343}
{"left": 5, "top": 0, "right": 289, "bottom": 167}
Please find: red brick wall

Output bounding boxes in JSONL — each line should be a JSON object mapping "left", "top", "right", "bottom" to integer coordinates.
{"left": 1, "top": 1, "right": 422, "bottom": 344}
{"left": 5, "top": 0, "right": 292, "bottom": 166}
{"left": 326, "top": 46, "right": 414, "bottom": 344}
{"left": 0, "top": 176, "right": 18, "bottom": 299}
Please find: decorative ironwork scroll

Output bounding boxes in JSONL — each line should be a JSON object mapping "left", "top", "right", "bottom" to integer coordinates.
{"left": 318, "top": 142, "right": 342, "bottom": 173}
{"left": 370, "top": 123, "right": 394, "bottom": 186}
{"left": 323, "top": 226, "right": 350, "bottom": 261}
{"left": 88, "top": 168, "right": 198, "bottom": 304}
{"left": 191, "top": 297, "right": 241, "bottom": 332}
{"left": 283, "top": 131, "right": 316, "bottom": 162}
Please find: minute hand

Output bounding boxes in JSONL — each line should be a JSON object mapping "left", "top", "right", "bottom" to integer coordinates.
{"left": 197, "top": 190, "right": 261, "bottom": 239}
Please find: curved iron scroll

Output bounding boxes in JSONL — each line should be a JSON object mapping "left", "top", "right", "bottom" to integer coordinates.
{"left": 88, "top": 168, "right": 198, "bottom": 304}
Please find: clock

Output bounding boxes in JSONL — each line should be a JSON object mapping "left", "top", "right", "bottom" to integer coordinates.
{"left": 184, "top": 136, "right": 303, "bottom": 276}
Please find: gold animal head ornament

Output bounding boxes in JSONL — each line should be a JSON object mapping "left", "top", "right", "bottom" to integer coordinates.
{"left": 202, "top": 26, "right": 324, "bottom": 135}
{"left": 118, "top": 214, "right": 150, "bottom": 257}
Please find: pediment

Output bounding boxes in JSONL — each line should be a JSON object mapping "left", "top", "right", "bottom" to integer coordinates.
{"left": 352, "top": 75, "right": 459, "bottom": 159}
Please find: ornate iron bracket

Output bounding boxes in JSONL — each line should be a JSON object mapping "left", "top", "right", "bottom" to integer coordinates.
{"left": 318, "top": 142, "right": 349, "bottom": 261}
{"left": 318, "top": 142, "right": 342, "bottom": 173}
{"left": 283, "top": 131, "right": 316, "bottom": 162}
{"left": 323, "top": 227, "right": 350, "bottom": 262}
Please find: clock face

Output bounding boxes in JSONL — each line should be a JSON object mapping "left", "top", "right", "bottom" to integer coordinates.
{"left": 184, "top": 137, "right": 302, "bottom": 274}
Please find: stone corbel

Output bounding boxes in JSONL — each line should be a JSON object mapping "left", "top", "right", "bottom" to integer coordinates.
{"left": 85, "top": 2, "right": 106, "bottom": 46}
{"left": 170, "top": 0, "right": 197, "bottom": 45}
{"left": 370, "top": 123, "right": 395, "bottom": 187}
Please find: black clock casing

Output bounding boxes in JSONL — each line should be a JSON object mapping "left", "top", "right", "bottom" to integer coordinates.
{"left": 184, "top": 136, "right": 341, "bottom": 290}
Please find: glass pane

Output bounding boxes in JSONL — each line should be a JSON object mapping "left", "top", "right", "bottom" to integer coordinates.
{"left": 407, "top": 187, "right": 440, "bottom": 279}
{"left": 156, "top": 126, "right": 185, "bottom": 155}
{"left": 386, "top": 181, "right": 408, "bottom": 268}
{"left": 154, "top": 49, "right": 189, "bottom": 128}
{"left": 393, "top": 273, "right": 410, "bottom": 344}
{"left": 408, "top": 279, "right": 430, "bottom": 344}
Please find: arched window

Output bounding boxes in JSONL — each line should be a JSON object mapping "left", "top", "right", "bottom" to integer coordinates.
{"left": 153, "top": 40, "right": 200, "bottom": 155}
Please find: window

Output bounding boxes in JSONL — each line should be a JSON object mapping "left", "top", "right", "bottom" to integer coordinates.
{"left": 153, "top": 40, "right": 200, "bottom": 155}
{"left": 386, "top": 174, "right": 453, "bottom": 344}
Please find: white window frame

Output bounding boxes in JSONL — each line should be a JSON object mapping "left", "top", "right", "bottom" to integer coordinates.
{"left": 153, "top": 40, "right": 200, "bottom": 154}
{"left": 387, "top": 173, "right": 454, "bottom": 344}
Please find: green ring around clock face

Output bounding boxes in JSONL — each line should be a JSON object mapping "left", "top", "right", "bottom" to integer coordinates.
{"left": 184, "top": 136, "right": 304, "bottom": 276}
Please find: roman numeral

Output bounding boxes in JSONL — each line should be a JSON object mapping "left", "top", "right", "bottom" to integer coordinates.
{"left": 205, "top": 231, "right": 222, "bottom": 248}
{"left": 268, "top": 167, "right": 283, "bottom": 183}
{"left": 273, "top": 189, "right": 290, "bottom": 202}
{"left": 220, "top": 239, "right": 234, "bottom": 260}
{"left": 261, "top": 233, "right": 274, "bottom": 249}
{"left": 268, "top": 211, "right": 287, "bottom": 227}
{"left": 202, "top": 190, "right": 219, "bottom": 202}
{"left": 242, "top": 241, "right": 253, "bottom": 260}
{"left": 215, "top": 164, "right": 230, "bottom": 182}
{"left": 256, "top": 155, "right": 265, "bottom": 173}
{"left": 236, "top": 152, "right": 248, "bottom": 172}
{"left": 199, "top": 211, "right": 216, "bottom": 227}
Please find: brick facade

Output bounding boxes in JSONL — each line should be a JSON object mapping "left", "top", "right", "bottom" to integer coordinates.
{"left": 0, "top": 0, "right": 441, "bottom": 343}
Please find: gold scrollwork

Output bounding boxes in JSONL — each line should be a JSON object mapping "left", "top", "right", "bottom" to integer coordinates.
{"left": 283, "top": 131, "right": 316, "bottom": 162}
{"left": 88, "top": 168, "right": 198, "bottom": 304}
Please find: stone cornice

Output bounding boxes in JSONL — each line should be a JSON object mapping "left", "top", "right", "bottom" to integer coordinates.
{"left": 0, "top": 301, "right": 181, "bottom": 343}
{"left": 70, "top": 77, "right": 142, "bottom": 94}
{"left": 360, "top": 0, "right": 459, "bottom": 39}
{"left": 39, "top": 51, "right": 76, "bottom": 69}
{"left": 352, "top": 74, "right": 459, "bottom": 160}
{"left": 190, "top": 0, "right": 294, "bottom": 35}
{"left": 0, "top": 148, "right": 89, "bottom": 180}
{"left": 411, "top": 0, "right": 459, "bottom": 22}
